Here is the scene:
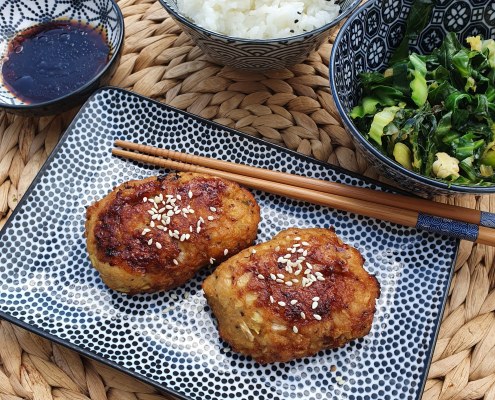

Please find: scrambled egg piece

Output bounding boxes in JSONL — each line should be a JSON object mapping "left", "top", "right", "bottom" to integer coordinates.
{"left": 432, "top": 152, "right": 460, "bottom": 179}
{"left": 466, "top": 36, "right": 482, "bottom": 52}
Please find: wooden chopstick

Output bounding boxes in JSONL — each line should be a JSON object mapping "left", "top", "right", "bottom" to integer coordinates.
{"left": 114, "top": 140, "right": 494, "bottom": 228}
{"left": 111, "top": 146, "right": 495, "bottom": 247}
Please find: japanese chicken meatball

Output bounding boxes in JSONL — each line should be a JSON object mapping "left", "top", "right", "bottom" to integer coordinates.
{"left": 85, "top": 172, "right": 260, "bottom": 294}
{"left": 202, "top": 228, "right": 380, "bottom": 364}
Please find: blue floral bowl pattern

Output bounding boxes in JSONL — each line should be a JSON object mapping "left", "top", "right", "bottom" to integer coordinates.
{"left": 159, "top": 0, "right": 360, "bottom": 71}
{"left": 330, "top": 0, "right": 495, "bottom": 196}
{"left": 0, "top": 0, "right": 124, "bottom": 116}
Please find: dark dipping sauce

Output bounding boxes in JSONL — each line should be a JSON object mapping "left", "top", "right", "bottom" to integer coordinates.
{"left": 1, "top": 20, "right": 110, "bottom": 104}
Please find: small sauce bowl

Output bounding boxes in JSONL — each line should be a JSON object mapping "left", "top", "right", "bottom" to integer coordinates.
{"left": 0, "top": 0, "right": 124, "bottom": 116}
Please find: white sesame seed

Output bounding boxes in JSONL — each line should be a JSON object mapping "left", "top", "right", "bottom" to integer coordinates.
{"left": 257, "top": 274, "right": 264, "bottom": 279}
{"left": 294, "top": 237, "right": 301, "bottom": 241}
{"left": 270, "top": 273, "right": 276, "bottom": 280}
{"left": 292, "top": 278, "right": 299, "bottom": 283}
{"left": 210, "top": 207, "right": 217, "bottom": 212}
{"left": 185, "top": 234, "right": 191, "bottom": 240}
{"left": 302, "top": 241, "right": 309, "bottom": 246}
{"left": 208, "top": 216, "right": 214, "bottom": 221}
{"left": 314, "top": 314, "right": 322, "bottom": 320}
{"left": 302, "top": 250, "right": 308, "bottom": 256}
{"left": 270, "top": 296, "right": 274, "bottom": 303}
{"left": 224, "top": 249, "right": 229, "bottom": 256}
{"left": 177, "top": 194, "right": 182, "bottom": 200}
{"left": 154, "top": 196, "right": 161, "bottom": 203}
{"left": 169, "top": 230, "right": 174, "bottom": 237}
{"left": 175, "top": 210, "right": 181, "bottom": 215}
{"left": 275, "top": 246, "right": 280, "bottom": 252}
{"left": 276, "top": 279, "right": 284, "bottom": 283}
{"left": 189, "top": 209, "right": 195, "bottom": 214}
{"left": 196, "top": 227, "right": 201, "bottom": 233}
{"left": 156, "top": 242, "right": 162, "bottom": 249}
{"left": 188, "top": 190, "right": 193, "bottom": 198}
{"left": 158, "top": 207, "right": 166, "bottom": 213}
{"left": 182, "top": 208, "right": 188, "bottom": 214}
{"left": 293, "top": 326, "right": 298, "bottom": 333}
{"left": 317, "top": 276, "right": 325, "bottom": 281}
{"left": 290, "top": 299, "right": 298, "bottom": 305}
{"left": 300, "top": 312, "right": 306, "bottom": 319}
{"left": 141, "top": 228, "right": 150, "bottom": 235}
{"left": 285, "top": 281, "right": 293, "bottom": 286}
{"left": 278, "top": 301, "right": 286, "bottom": 307}
{"left": 294, "top": 269, "right": 301, "bottom": 276}
{"left": 189, "top": 226, "right": 193, "bottom": 232}
{"left": 210, "top": 257, "right": 215, "bottom": 264}
{"left": 150, "top": 221, "right": 155, "bottom": 228}
{"left": 147, "top": 210, "right": 154, "bottom": 215}
{"left": 199, "top": 217, "right": 205, "bottom": 223}
{"left": 173, "top": 259, "right": 179, "bottom": 265}
{"left": 284, "top": 254, "right": 291, "bottom": 259}
{"left": 297, "top": 248, "right": 304, "bottom": 253}
{"left": 313, "top": 297, "right": 320, "bottom": 301}
{"left": 143, "top": 197, "right": 147, "bottom": 202}
{"left": 167, "top": 210, "right": 174, "bottom": 216}
{"left": 293, "top": 243, "right": 300, "bottom": 248}
{"left": 290, "top": 248, "right": 296, "bottom": 253}
{"left": 148, "top": 238, "right": 153, "bottom": 245}
{"left": 180, "top": 234, "right": 186, "bottom": 241}
{"left": 277, "top": 273, "right": 284, "bottom": 279}
{"left": 251, "top": 249, "right": 256, "bottom": 254}
{"left": 165, "top": 205, "right": 173, "bottom": 210}
{"left": 312, "top": 301, "right": 318, "bottom": 309}
{"left": 285, "top": 265, "right": 293, "bottom": 274}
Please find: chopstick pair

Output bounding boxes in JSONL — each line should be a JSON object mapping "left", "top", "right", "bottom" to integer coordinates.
{"left": 112, "top": 140, "right": 495, "bottom": 247}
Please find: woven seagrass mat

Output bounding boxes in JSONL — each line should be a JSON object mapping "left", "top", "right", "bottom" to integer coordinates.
{"left": 0, "top": 1, "right": 494, "bottom": 399}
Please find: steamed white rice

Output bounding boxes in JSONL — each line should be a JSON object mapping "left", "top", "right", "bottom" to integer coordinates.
{"left": 176, "top": 0, "right": 340, "bottom": 39}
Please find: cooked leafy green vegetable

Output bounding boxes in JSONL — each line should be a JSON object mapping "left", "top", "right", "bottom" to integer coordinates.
{"left": 350, "top": 32, "right": 495, "bottom": 186}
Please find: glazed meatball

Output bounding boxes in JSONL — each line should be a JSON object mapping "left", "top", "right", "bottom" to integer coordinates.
{"left": 85, "top": 172, "right": 260, "bottom": 294}
{"left": 202, "top": 227, "right": 380, "bottom": 364}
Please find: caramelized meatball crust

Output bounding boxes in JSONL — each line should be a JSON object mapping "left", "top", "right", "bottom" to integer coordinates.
{"left": 85, "top": 172, "right": 260, "bottom": 294}
{"left": 202, "top": 227, "right": 380, "bottom": 364}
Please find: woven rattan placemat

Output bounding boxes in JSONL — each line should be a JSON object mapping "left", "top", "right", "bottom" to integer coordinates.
{"left": 0, "top": 1, "right": 494, "bottom": 399}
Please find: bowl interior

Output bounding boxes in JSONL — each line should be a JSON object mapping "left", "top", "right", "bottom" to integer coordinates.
{"left": 331, "top": 0, "right": 495, "bottom": 193}
{"left": 333, "top": 0, "right": 495, "bottom": 114}
{"left": 160, "top": 0, "right": 361, "bottom": 43}
{"left": 0, "top": 0, "right": 123, "bottom": 107}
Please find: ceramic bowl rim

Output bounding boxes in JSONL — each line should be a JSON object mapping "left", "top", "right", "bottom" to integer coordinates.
{"left": 329, "top": 0, "right": 495, "bottom": 194}
{"left": 0, "top": 0, "right": 125, "bottom": 112}
{"left": 158, "top": 0, "right": 361, "bottom": 44}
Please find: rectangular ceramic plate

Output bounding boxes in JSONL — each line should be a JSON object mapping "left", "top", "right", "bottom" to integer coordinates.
{"left": 0, "top": 88, "right": 456, "bottom": 400}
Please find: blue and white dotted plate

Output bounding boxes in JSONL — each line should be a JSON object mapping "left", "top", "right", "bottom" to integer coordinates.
{"left": 0, "top": 88, "right": 457, "bottom": 400}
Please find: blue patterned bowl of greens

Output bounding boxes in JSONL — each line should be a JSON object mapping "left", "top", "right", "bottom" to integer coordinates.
{"left": 0, "top": 0, "right": 124, "bottom": 116}
{"left": 158, "top": 0, "right": 360, "bottom": 71}
{"left": 330, "top": 0, "right": 495, "bottom": 196}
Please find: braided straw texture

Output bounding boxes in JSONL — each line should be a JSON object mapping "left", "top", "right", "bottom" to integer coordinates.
{"left": 0, "top": 1, "right": 494, "bottom": 399}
